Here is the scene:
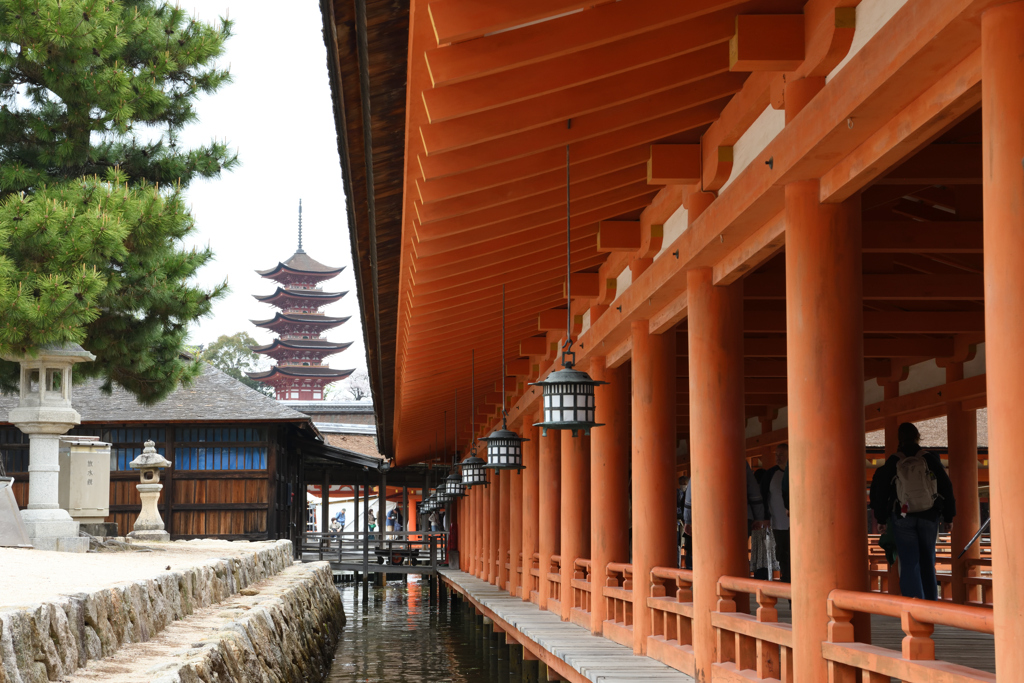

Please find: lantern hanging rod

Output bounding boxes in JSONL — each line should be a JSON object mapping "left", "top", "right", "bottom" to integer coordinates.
{"left": 562, "top": 144, "right": 575, "bottom": 370}
{"left": 501, "top": 284, "right": 506, "bottom": 424}
{"left": 471, "top": 349, "right": 476, "bottom": 452}
{"left": 443, "top": 410, "right": 447, "bottom": 468}
{"left": 454, "top": 388, "right": 458, "bottom": 468}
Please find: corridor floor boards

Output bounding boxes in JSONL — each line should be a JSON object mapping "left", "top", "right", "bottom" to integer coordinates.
{"left": 440, "top": 569, "right": 695, "bottom": 683}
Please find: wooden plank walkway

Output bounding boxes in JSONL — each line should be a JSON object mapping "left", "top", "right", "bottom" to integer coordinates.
{"left": 440, "top": 569, "right": 695, "bottom": 683}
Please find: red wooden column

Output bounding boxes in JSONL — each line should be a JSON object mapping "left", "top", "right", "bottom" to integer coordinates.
{"left": 489, "top": 468, "right": 500, "bottom": 585}
{"left": 786, "top": 75, "right": 868, "bottom": 683}
{"left": 589, "top": 358, "right": 630, "bottom": 635}
{"left": 560, "top": 429, "right": 591, "bottom": 621}
{"left": 498, "top": 469, "right": 511, "bottom": 590}
{"left": 538, "top": 426, "right": 561, "bottom": 610}
{"left": 510, "top": 464, "right": 523, "bottom": 597}
{"left": 522, "top": 419, "right": 540, "bottom": 603}
{"left": 631, "top": 320, "right": 677, "bottom": 655}
{"left": 946, "top": 361, "right": 979, "bottom": 605}
{"left": 473, "top": 485, "right": 482, "bottom": 577}
{"left": 460, "top": 488, "right": 468, "bottom": 572}
{"left": 481, "top": 473, "right": 491, "bottom": 580}
{"left": 982, "top": 5, "right": 1024, "bottom": 675}
{"left": 687, "top": 268, "right": 747, "bottom": 679}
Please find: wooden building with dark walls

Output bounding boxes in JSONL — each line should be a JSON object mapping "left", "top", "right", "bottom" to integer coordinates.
{"left": 0, "top": 364, "right": 374, "bottom": 542}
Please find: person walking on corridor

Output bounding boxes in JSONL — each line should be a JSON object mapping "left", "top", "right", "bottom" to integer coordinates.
{"left": 869, "top": 422, "right": 956, "bottom": 600}
{"left": 761, "top": 444, "right": 791, "bottom": 583}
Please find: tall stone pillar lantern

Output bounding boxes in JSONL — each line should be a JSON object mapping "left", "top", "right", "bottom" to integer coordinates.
{"left": 4, "top": 343, "right": 95, "bottom": 553}
{"left": 127, "top": 440, "right": 172, "bottom": 541}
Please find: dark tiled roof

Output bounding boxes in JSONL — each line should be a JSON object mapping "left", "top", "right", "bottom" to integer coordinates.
{"left": 253, "top": 287, "right": 347, "bottom": 303}
{"left": 256, "top": 250, "right": 344, "bottom": 277}
{"left": 250, "top": 312, "right": 350, "bottom": 326}
{"left": 248, "top": 366, "right": 355, "bottom": 380}
{"left": 0, "top": 364, "right": 308, "bottom": 424}
{"left": 251, "top": 339, "right": 353, "bottom": 353}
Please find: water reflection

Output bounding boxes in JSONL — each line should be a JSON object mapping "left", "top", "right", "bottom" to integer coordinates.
{"left": 328, "top": 577, "right": 528, "bottom": 683}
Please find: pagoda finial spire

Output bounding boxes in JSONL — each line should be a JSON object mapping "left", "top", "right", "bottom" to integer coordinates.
{"left": 297, "top": 199, "right": 304, "bottom": 252}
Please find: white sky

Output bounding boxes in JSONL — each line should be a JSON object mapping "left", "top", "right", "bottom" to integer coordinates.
{"left": 177, "top": 1, "right": 366, "bottom": 376}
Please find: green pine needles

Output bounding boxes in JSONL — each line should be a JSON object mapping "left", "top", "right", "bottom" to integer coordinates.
{"left": 0, "top": 0, "right": 237, "bottom": 404}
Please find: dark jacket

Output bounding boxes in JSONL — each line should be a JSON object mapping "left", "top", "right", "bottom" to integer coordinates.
{"left": 759, "top": 465, "right": 789, "bottom": 515}
{"left": 869, "top": 449, "right": 956, "bottom": 525}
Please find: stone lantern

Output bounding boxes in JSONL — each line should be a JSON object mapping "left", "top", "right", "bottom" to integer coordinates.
{"left": 4, "top": 343, "right": 95, "bottom": 552}
{"left": 127, "top": 440, "right": 172, "bottom": 542}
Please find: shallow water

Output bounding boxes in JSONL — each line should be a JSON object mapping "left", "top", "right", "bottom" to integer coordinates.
{"left": 327, "top": 577, "right": 518, "bottom": 683}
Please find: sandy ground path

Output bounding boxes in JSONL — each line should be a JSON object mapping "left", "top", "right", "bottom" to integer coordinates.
{"left": 0, "top": 540, "right": 284, "bottom": 609}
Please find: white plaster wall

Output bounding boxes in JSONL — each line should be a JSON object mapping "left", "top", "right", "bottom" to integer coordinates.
{"left": 773, "top": 406, "right": 788, "bottom": 431}
{"left": 580, "top": 308, "right": 591, "bottom": 336}
{"left": 720, "top": 105, "right": 785, "bottom": 193}
{"left": 745, "top": 415, "right": 763, "bottom": 438}
{"left": 654, "top": 204, "right": 689, "bottom": 262}
{"left": 901, "top": 359, "right": 948, "bottom": 395}
{"left": 964, "top": 342, "right": 985, "bottom": 378}
{"left": 827, "top": 0, "right": 911, "bottom": 83}
{"left": 612, "top": 266, "right": 632, "bottom": 304}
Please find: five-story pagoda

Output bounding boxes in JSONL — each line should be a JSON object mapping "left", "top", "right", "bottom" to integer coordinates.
{"left": 248, "top": 204, "right": 354, "bottom": 400}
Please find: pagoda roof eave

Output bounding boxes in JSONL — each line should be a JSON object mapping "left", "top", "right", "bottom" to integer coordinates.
{"left": 247, "top": 367, "right": 355, "bottom": 381}
{"left": 253, "top": 288, "right": 348, "bottom": 304}
{"left": 250, "top": 313, "right": 351, "bottom": 328}
{"left": 255, "top": 251, "right": 345, "bottom": 279}
{"left": 251, "top": 340, "right": 354, "bottom": 354}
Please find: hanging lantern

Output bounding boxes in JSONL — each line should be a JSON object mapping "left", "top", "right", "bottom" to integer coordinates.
{"left": 444, "top": 469, "right": 467, "bottom": 497}
{"left": 480, "top": 426, "right": 527, "bottom": 471}
{"left": 532, "top": 144, "right": 606, "bottom": 437}
{"left": 532, "top": 366, "right": 604, "bottom": 436}
{"left": 432, "top": 486, "right": 452, "bottom": 505}
{"left": 460, "top": 454, "right": 488, "bottom": 487}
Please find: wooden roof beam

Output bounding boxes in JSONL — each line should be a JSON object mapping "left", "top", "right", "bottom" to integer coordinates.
{"left": 422, "top": 11, "right": 736, "bottom": 123}
{"left": 565, "top": 273, "right": 601, "bottom": 300}
{"left": 743, "top": 310, "right": 984, "bottom": 334}
{"left": 742, "top": 273, "right": 984, "bottom": 300}
{"left": 414, "top": 181, "right": 651, "bottom": 247}
{"left": 743, "top": 336, "right": 956, "bottom": 358}
{"left": 415, "top": 195, "right": 650, "bottom": 259}
{"left": 597, "top": 221, "right": 641, "bottom": 252}
{"left": 648, "top": 144, "right": 701, "bottom": 185}
{"left": 419, "top": 94, "right": 733, "bottom": 180}
{"left": 729, "top": 15, "right": 805, "bottom": 72}
{"left": 427, "top": 0, "right": 609, "bottom": 46}
{"left": 423, "top": 0, "right": 744, "bottom": 87}
{"left": 861, "top": 222, "right": 983, "bottom": 253}
{"left": 416, "top": 164, "right": 645, "bottom": 231}
{"left": 420, "top": 45, "right": 730, "bottom": 155}
{"left": 877, "top": 143, "right": 981, "bottom": 185}
{"left": 417, "top": 146, "right": 646, "bottom": 212}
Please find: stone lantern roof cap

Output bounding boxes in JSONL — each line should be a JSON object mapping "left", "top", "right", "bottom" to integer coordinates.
{"left": 2, "top": 342, "right": 96, "bottom": 364}
{"left": 129, "top": 440, "right": 171, "bottom": 470}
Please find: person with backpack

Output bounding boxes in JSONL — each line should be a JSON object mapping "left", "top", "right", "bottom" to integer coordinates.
{"left": 869, "top": 422, "right": 956, "bottom": 600}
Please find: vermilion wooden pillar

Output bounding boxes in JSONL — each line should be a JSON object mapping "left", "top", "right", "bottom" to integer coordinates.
{"left": 473, "top": 486, "right": 482, "bottom": 577}
{"left": 589, "top": 358, "right": 630, "bottom": 635}
{"left": 946, "top": 361, "right": 979, "bottom": 605}
{"left": 459, "top": 488, "right": 467, "bottom": 572}
{"left": 687, "top": 268, "right": 747, "bottom": 679}
{"left": 560, "top": 429, "right": 590, "bottom": 621}
{"left": 481, "top": 473, "right": 491, "bottom": 580}
{"left": 538, "top": 426, "right": 561, "bottom": 610}
{"left": 982, "top": 6, "right": 1024, "bottom": 675}
{"left": 786, "top": 174, "right": 868, "bottom": 681}
{"left": 631, "top": 320, "right": 676, "bottom": 655}
{"left": 510, "top": 465, "right": 523, "bottom": 597}
{"left": 522, "top": 420, "right": 540, "bottom": 603}
{"left": 498, "top": 469, "right": 511, "bottom": 590}
{"left": 489, "top": 468, "right": 500, "bottom": 585}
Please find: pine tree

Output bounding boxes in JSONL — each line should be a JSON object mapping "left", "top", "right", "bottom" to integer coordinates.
{"left": 0, "top": 1, "right": 236, "bottom": 403}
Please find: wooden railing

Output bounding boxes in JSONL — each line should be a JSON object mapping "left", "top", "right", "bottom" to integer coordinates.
{"left": 299, "top": 530, "right": 448, "bottom": 569}
{"left": 529, "top": 552, "right": 541, "bottom": 604}
{"left": 547, "top": 554, "right": 563, "bottom": 615}
{"left": 569, "top": 558, "right": 592, "bottom": 629}
{"left": 504, "top": 549, "right": 512, "bottom": 592}
{"left": 516, "top": 551, "right": 525, "bottom": 598}
{"left": 603, "top": 562, "right": 634, "bottom": 648}
{"left": 964, "top": 557, "right": 993, "bottom": 608}
{"left": 647, "top": 567, "right": 696, "bottom": 677}
{"left": 712, "top": 576, "right": 793, "bottom": 682}
{"left": 824, "top": 589, "right": 995, "bottom": 682}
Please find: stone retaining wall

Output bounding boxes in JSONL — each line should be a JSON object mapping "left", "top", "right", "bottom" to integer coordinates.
{"left": 0, "top": 540, "right": 293, "bottom": 683}
{"left": 146, "top": 563, "right": 344, "bottom": 683}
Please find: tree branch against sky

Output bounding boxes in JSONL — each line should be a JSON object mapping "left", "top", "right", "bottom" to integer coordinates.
{"left": 0, "top": 0, "right": 237, "bottom": 403}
